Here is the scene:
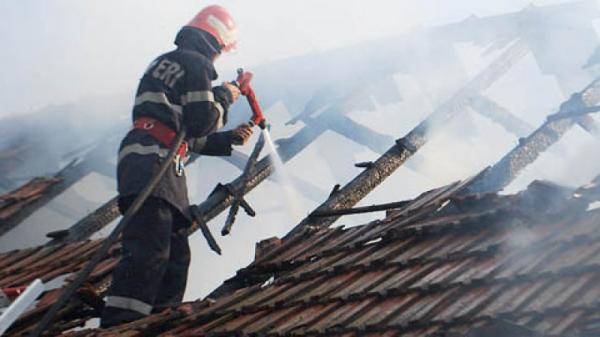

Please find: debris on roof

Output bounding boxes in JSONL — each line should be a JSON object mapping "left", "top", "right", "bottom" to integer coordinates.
{"left": 7, "top": 176, "right": 589, "bottom": 337}
{"left": 464, "top": 79, "right": 600, "bottom": 195}
{"left": 0, "top": 239, "right": 119, "bottom": 336}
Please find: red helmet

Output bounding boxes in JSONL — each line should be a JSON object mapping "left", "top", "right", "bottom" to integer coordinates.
{"left": 186, "top": 5, "right": 237, "bottom": 52}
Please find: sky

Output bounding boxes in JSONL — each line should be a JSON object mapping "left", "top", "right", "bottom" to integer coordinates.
{"left": 0, "top": 0, "right": 571, "bottom": 116}
{"left": 2, "top": 0, "right": 600, "bottom": 303}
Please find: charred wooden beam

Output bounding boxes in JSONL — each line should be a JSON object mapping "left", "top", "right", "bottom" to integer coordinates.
{"left": 222, "top": 132, "right": 265, "bottom": 236}
{"left": 50, "top": 40, "right": 529, "bottom": 248}
{"left": 546, "top": 104, "right": 600, "bottom": 138}
{"left": 309, "top": 200, "right": 411, "bottom": 217}
{"left": 46, "top": 42, "right": 547, "bottom": 247}
{"left": 186, "top": 154, "right": 276, "bottom": 235}
{"left": 288, "top": 40, "right": 530, "bottom": 234}
{"left": 464, "top": 79, "right": 600, "bottom": 194}
{"left": 207, "top": 40, "right": 529, "bottom": 299}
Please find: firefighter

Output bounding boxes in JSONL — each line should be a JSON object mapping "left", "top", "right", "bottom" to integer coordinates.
{"left": 100, "top": 5, "right": 251, "bottom": 327}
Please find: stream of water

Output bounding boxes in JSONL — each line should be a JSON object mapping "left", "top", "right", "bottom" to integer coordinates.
{"left": 261, "top": 129, "right": 304, "bottom": 224}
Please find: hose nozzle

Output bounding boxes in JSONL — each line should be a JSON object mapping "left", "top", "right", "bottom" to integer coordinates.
{"left": 235, "top": 68, "right": 266, "bottom": 129}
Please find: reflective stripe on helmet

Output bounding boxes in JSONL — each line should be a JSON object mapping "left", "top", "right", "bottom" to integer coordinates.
{"left": 206, "top": 15, "right": 236, "bottom": 47}
{"left": 186, "top": 5, "right": 237, "bottom": 52}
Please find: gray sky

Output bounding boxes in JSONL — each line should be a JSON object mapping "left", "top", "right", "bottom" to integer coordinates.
{"left": 0, "top": 0, "right": 571, "bottom": 116}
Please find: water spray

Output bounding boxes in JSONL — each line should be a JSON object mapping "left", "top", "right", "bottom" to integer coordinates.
{"left": 222, "top": 68, "right": 303, "bottom": 235}
{"left": 221, "top": 68, "right": 269, "bottom": 236}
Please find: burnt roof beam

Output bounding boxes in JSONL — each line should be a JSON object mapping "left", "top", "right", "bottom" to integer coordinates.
{"left": 464, "top": 78, "right": 600, "bottom": 195}
{"left": 288, "top": 40, "right": 530, "bottom": 234}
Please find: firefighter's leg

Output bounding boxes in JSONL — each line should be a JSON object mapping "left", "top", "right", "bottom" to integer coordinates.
{"left": 100, "top": 197, "right": 173, "bottom": 328}
{"left": 153, "top": 210, "right": 191, "bottom": 309}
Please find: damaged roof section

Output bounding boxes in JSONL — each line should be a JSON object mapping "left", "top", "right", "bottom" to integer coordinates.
{"left": 58, "top": 176, "right": 600, "bottom": 337}
{"left": 0, "top": 238, "right": 119, "bottom": 336}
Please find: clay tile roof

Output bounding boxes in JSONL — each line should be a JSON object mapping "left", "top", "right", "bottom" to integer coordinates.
{"left": 39, "top": 177, "right": 598, "bottom": 337}
{"left": 1, "top": 239, "right": 121, "bottom": 336}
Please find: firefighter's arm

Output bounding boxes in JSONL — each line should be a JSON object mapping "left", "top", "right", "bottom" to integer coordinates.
{"left": 188, "top": 124, "right": 253, "bottom": 156}
{"left": 213, "top": 82, "right": 240, "bottom": 116}
{"left": 189, "top": 132, "right": 233, "bottom": 156}
{"left": 182, "top": 69, "right": 237, "bottom": 138}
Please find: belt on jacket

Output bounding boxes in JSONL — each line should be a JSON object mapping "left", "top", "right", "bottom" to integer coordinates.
{"left": 131, "top": 116, "right": 189, "bottom": 176}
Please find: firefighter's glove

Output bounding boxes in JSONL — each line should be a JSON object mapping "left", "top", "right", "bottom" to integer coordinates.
{"left": 223, "top": 82, "right": 241, "bottom": 103}
{"left": 231, "top": 124, "right": 253, "bottom": 145}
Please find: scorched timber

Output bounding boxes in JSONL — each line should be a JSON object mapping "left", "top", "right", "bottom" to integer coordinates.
{"left": 464, "top": 78, "right": 600, "bottom": 195}
{"left": 289, "top": 39, "right": 530, "bottom": 233}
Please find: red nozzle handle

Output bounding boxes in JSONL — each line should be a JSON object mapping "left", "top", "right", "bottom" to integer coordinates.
{"left": 234, "top": 68, "right": 266, "bottom": 129}
{"left": 235, "top": 68, "right": 253, "bottom": 95}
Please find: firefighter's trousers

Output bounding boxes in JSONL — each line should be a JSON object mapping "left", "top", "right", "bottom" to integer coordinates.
{"left": 100, "top": 197, "right": 191, "bottom": 328}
